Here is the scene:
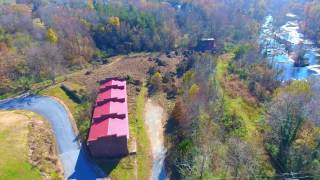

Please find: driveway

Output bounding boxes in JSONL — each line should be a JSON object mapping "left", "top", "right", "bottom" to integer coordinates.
{"left": 0, "top": 95, "right": 105, "bottom": 180}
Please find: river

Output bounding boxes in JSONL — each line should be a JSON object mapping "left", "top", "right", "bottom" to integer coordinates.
{"left": 0, "top": 95, "right": 104, "bottom": 180}
{"left": 259, "top": 13, "right": 320, "bottom": 80}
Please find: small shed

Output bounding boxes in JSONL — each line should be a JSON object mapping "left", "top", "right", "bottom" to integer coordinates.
{"left": 195, "top": 38, "right": 216, "bottom": 52}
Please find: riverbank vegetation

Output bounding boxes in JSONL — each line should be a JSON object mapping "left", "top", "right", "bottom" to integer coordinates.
{"left": 303, "top": 0, "right": 320, "bottom": 45}
{"left": 166, "top": 51, "right": 275, "bottom": 179}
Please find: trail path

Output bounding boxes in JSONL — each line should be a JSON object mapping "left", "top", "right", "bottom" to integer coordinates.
{"left": 144, "top": 99, "right": 167, "bottom": 180}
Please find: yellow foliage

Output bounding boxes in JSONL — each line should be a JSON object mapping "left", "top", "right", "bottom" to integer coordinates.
{"left": 109, "top": 16, "right": 121, "bottom": 27}
{"left": 87, "top": 0, "right": 94, "bottom": 10}
{"left": 183, "top": 70, "right": 194, "bottom": 83}
{"left": 275, "top": 80, "right": 312, "bottom": 97}
{"left": 295, "top": 122, "right": 320, "bottom": 148}
{"left": 152, "top": 72, "right": 161, "bottom": 80}
{"left": 47, "top": 28, "right": 58, "bottom": 44}
{"left": 189, "top": 84, "right": 200, "bottom": 98}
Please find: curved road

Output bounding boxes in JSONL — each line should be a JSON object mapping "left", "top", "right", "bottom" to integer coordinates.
{"left": 0, "top": 95, "right": 105, "bottom": 180}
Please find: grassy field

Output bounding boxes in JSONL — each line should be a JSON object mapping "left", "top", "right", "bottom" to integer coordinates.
{"left": 0, "top": 111, "right": 42, "bottom": 180}
{"left": 0, "top": 111, "right": 62, "bottom": 180}
{"left": 134, "top": 87, "right": 152, "bottom": 180}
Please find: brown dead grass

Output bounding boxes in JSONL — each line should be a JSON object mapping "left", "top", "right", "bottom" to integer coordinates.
{"left": 28, "top": 114, "right": 62, "bottom": 179}
{"left": 67, "top": 53, "right": 182, "bottom": 93}
{"left": 222, "top": 74, "right": 257, "bottom": 105}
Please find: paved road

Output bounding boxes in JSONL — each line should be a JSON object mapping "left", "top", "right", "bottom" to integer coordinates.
{"left": 0, "top": 95, "right": 105, "bottom": 180}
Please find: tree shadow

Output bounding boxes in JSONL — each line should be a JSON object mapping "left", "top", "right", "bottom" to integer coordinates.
{"left": 164, "top": 116, "right": 178, "bottom": 136}
{"left": 95, "top": 158, "right": 121, "bottom": 176}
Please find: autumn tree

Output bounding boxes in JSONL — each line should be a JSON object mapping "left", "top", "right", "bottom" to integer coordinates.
{"left": 108, "top": 16, "right": 120, "bottom": 27}
{"left": 26, "top": 43, "right": 63, "bottom": 83}
{"left": 149, "top": 71, "right": 162, "bottom": 94}
{"left": 226, "top": 138, "right": 260, "bottom": 178}
{"left": 188, "top": 83, "right": 200, "bottom": 99}
{"left": 47, "top": 28, "right": 58, "bottom": 44}
{"left": 265, "top": 81, "right": 320, "bottom": 175}
{"left": 172, "top": 97, "right": 188, "bottom": 129}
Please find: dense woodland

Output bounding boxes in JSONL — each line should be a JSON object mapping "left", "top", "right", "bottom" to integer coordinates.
{"left": 0, "top": 0, "right": 320, "bottom": 179}
{"left": 0, "top": 0, "right": 268, "bottom": 96}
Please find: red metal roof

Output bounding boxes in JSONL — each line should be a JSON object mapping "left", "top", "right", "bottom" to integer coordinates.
{"left": 87, "top": 78, "right": 129, "bottom": 142}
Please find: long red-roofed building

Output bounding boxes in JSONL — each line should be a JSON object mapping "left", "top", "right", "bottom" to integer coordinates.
{"left": 87, "top": 77, "right": 129, "bottom": 158}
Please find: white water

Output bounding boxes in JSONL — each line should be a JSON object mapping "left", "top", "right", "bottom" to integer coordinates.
{"left": 259, "top": 14, "right": 320, "bottom": 80}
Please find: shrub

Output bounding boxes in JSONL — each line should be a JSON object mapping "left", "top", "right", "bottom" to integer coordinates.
{"left": 188, "top": 84, "right": 200, "bottom": 99}
{"left": 60, "top": 84, "right": 82, "bottom": 104}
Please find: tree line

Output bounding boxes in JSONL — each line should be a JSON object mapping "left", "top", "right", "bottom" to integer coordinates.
{"left": 0, "top": 0, "right": 270, "bottom": 97}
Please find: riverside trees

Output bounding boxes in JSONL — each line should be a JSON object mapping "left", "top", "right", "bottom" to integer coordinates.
{"left": 265, "top": 80, "right": 320, "bottom": 176}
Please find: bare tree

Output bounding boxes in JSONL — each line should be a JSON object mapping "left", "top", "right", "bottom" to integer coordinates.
{"left": 27, "top": 43, "right": 64, "bottom": 83}
{"left": 226, "top": 138, "right": 260, "bottom": 178}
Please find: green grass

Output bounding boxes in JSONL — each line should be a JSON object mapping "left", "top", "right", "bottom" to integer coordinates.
{"left": 0, "top": 111, "right": 42, "bottom": 180}
{"left": 0, "top": 76, "right": 67, "bottom": 101}
{"left": 99, "top": 157, "right": 135, "bottom": 180}
{"left": 0, "top": 92, "right": 16, "bottom": 100}
{"left": 135, "top": 87, "right": 152, "bottom": 180}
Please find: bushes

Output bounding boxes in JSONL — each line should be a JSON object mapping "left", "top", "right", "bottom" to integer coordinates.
{"left": 148, "top": 72, "right": 162, "bottom": 95}
{"left": 60, "top": 84, "right": 82, "bottom": 104}
{"left": 221, "top": 111, "right": 247, "bottom": 137}
{"left": 75, "top": 102, "right": 92, "bottom": 140}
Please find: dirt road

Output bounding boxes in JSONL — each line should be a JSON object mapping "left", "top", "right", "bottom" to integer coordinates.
{"left": 144, "top": 99, "right": 167, "bottom": 180}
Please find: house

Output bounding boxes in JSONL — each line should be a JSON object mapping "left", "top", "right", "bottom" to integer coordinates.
{"left": 87, "top": 77, "right": 129, "bottom": 158}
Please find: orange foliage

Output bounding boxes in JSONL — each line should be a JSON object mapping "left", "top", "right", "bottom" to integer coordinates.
{"left": 222, "top": 74, "right": 257, "bottom": 105}
{"left": 172, "top": 98, "right": 189, "bottom": 129}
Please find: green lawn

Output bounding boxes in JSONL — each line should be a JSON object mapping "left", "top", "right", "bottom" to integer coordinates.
{"left": 0, "top": 111, "right": 42, "bottom": 180}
